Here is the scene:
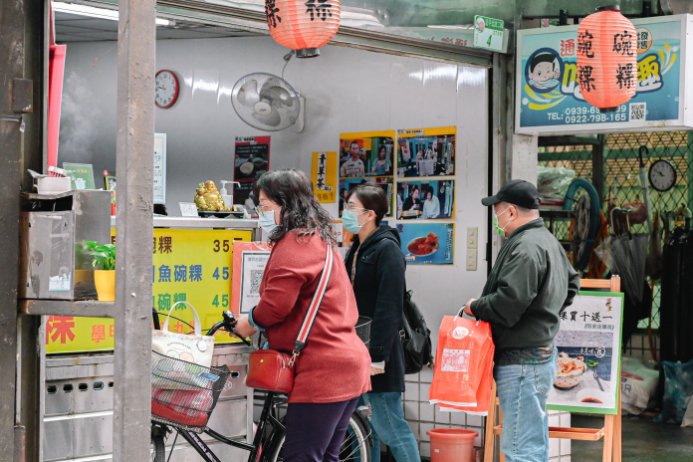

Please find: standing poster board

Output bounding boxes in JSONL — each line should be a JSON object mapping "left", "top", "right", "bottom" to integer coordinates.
{"left": 548, "top": 291, "right": 624, "bottom": 415}
{"left": 231, "top": 242, "right": 271, "bottom": 314}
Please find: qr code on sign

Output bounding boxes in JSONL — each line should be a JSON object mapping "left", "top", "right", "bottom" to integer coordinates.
{"left": 249, "top": 270, "right": 263, "bottom": 295}
{"left": 629, "top": 103, "right": 646, "bottom": 121}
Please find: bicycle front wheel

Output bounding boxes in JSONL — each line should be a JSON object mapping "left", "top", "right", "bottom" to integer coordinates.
{"left": 266, "top": 414, "right": 371, "bottom": 462}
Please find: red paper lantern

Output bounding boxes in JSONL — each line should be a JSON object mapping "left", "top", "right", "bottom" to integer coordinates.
{"left": 577, "top": 5, "right": 637, "bottom": 111}
{"left": 265, "top": 0, "right": 341, "bottom": 58}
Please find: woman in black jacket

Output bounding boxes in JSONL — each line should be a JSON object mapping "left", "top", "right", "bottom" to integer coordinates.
{"left": 343, "top": 185, "right": 420, "bottom": 462}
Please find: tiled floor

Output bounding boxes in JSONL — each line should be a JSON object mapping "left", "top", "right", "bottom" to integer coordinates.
{"left": 571, "top": 414, "right": 693, "bottom": 462}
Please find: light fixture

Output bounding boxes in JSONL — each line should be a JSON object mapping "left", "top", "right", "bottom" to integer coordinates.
{"left": 266, "top": 0, "right": 341, "bottom": 58}
{"left": 576, "top": 5, "right": 637, "bottom": 111}
{"left": 52, "top": 2, "right": 172, "bottom": 26}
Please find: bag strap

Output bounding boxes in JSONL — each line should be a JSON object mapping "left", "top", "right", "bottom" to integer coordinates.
{"left": 161, "top": 301, "right": 203, "bottom": 337}
{"left": 291, "top": 243, "right": 334, "bottom": 363}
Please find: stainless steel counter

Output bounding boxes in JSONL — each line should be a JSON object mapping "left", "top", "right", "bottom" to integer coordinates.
{"left": 44, "top": 344, "right": 253, "bottom": 462}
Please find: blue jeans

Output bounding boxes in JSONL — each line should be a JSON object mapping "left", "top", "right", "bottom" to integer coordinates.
{"left": 494, "top": 351, "right": 557, "bottom": 462}
{"left": 363, "top": 392, "right": 420, "bottom": 462}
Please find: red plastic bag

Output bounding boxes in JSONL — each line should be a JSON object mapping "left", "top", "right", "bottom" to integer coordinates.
{"left": 151, "top": 387, "right": 214, "bottom": 428}
{"left": 429, "top": 316, "right": 494, "bottom": 410}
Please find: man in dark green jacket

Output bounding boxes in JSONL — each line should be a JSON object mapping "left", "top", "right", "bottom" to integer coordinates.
{"left": 463, "top": 179, "right": 580, "bottom": 462}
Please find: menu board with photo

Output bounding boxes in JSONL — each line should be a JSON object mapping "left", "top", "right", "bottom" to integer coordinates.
{"left": 548, "top": 291, "right": 624, "bottom": 415}
{"left": 234, "top": 136, "right": 270, "bottom": 182}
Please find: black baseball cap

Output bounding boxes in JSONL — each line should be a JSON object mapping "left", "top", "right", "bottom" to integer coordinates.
{"left": 481, "top": 179, "right": 540, "bottom": 209}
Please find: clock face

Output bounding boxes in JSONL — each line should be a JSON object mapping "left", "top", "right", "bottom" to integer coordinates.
{"left": 648, "top": 159, "right": 677, "bottom": 192}
{"left": 155, "top": 70, "right": 179, "bottom": 108}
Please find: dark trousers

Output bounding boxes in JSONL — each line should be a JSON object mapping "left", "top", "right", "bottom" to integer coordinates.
{"left": 282, "top": 397, "right": 359, "bottom": 462}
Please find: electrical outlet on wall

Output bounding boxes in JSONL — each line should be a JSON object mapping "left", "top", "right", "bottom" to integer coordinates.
{"left": 466, "top": 248, "right": 478, "bottom": 271}
{"left": 466, "top": 227, "right": 478, "bottom": 248}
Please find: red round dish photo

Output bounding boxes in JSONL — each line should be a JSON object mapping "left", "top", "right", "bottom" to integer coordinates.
{"left": 407, "top": 233, "right": 439, "bottom": 257}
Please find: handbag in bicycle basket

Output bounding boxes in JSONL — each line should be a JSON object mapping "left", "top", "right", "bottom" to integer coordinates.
{"left": 151, "top": 351, "right": 230, "bottom": 432}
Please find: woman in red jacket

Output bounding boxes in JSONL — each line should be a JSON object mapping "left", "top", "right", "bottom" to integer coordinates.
{"left": 236, "top": 169, "right": 371, "bottom": 462}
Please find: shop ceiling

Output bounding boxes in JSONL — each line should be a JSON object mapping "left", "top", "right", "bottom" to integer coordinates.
{"left": 54, "top": 0, "right": 687, "bottom": 43}
{"left": 53, "top": 1, "right": 691, "bottom": 65}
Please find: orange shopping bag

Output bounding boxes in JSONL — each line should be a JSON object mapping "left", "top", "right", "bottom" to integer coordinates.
{"left": 438, "top": 339, "right": 494, "bottom": 415}
{"left": 429, "top": 316, "right": 494, "bottom": 409}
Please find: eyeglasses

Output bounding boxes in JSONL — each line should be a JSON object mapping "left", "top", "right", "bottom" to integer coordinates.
{"left": 255, "top": 204, "right": 278, "bottom": 215}
{"left": 345, "top": 204, "right": 369, "bottom": 213}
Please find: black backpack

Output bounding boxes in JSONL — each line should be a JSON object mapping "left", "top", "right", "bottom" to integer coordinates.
{"left": 400, "top": 290, "right": 433, "bottom": 374}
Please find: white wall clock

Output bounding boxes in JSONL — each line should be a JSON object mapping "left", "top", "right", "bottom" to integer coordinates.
{"left": 155, "top": 69, "right": 179, "bottom": 109}
{"left": 648, "top": 159, "right": 677, "bottom": 192}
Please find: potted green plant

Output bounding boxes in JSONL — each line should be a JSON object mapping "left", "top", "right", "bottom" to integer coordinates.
{"left": 84, "top": 241, "right": 116, "bottom": 301}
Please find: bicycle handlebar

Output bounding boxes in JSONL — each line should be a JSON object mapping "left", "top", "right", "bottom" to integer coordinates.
{"left": 152, "top": 308, "right": 251, "bottom": 346}
{"left": 206, "top": 310, "right": 251, "bottom": 346}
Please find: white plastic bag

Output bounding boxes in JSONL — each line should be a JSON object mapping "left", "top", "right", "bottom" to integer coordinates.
{"left": 152, "top": 301, "right": 215, "bottom": 389}
{"left": 620, "top": 357, "right": 658, "bottom": 415}
{"left": 537, "top": 166, "right": 576, "bottom": 201}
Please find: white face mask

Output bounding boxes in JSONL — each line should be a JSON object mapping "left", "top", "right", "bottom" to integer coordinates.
{"left": 258, "top": 209, "right": 278, "bottom": 234}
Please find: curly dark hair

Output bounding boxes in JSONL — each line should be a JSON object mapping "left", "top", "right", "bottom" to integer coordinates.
{"left": 256, "top": 169, "right": 336, "bottom": 245}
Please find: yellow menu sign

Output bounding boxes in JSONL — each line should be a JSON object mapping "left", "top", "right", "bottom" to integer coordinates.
{"left": 45, "top": 228, "right": 253, "bottom": 354}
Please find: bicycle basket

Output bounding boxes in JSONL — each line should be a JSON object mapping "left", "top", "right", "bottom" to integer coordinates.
{"left": 151, "top": 351, "right": 230, "bottom": 432}
{"left": 355, "top": 316, "right": 372, "bottom": 347}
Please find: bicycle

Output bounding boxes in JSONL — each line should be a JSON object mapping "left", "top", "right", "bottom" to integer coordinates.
{"left": 150, "top": 310, "right": 373, "bottom": 462}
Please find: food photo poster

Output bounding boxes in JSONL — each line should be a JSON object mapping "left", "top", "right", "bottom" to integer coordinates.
{"left": 234, "top": 136, "right": 270, "bottom": 183}
{"left": 548, "top": 292, "right": 624, "bottom": 415}
{"left": 396, "top": 223, "right": 454, "bottom": 265}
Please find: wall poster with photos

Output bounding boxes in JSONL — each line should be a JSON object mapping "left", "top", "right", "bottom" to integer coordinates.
{"left": 337, "top": 126, "right": 457, "bottom": 264}
{"left": 396, "top": 126, "right": 456, "bottom": 177}
{"left": 338, "top": 130, "right": 396, "bottom": 217}
{"left": 397, "top": 179, "right": 454, "bottom": 220}
{"left": 339, "top": 131, "right": 396, "bottom": 178}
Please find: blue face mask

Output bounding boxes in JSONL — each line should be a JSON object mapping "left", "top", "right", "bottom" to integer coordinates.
{"left": 258, "top": 209, "right": 278, "bottom": 235}
{"left": 342, "top": 209, "right": 363, "bottom": 233}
